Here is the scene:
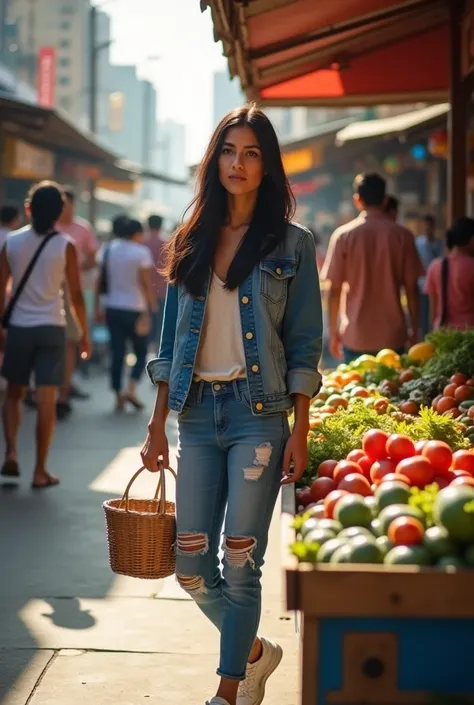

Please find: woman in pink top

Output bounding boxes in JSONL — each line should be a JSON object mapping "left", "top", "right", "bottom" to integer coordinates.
{"left": 424, "top": 217, "right": 474, "bottom": 330}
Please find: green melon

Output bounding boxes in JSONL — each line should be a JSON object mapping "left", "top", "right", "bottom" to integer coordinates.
{"left": 433, "top": 486, "right": 474, "bottom": 543}
{"left": 384, "top": 545, "right": 432, "bottom": 566}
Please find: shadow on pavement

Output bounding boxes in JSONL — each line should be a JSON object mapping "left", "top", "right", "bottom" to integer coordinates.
{"left": 0, "top": 374, "right": 171, "bottom": 702}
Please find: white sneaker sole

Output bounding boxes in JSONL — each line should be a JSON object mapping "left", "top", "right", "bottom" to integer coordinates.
{"left": 248, "top": 643, "right": 283, "bottom": 705}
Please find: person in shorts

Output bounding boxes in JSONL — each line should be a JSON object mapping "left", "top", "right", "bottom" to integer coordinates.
{"left": 0, "top": 182, "right": 91, "bottom": 488}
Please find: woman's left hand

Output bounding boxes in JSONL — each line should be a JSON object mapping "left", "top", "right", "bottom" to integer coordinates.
{"left": 281, "top": 426, "right": 309, "bottom": 485}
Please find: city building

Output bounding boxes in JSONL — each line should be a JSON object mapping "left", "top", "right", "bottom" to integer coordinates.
{"left": 7, "top": 0, "right": 90, "bottom": 122}
{"left": 213, "top": 70, "right": 244, "bottom": 126}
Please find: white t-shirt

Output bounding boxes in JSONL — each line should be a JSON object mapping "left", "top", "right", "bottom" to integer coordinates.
{"left": 194, "top": 272, "right": 247, "bottom": 382}
{"left": 5, "top": 226, "right": 71, "bottom": 327}
{"left": 99, "top": 238, "right": 153, "bottom": 312}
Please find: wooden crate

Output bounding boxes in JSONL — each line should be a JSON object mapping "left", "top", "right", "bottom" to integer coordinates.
{"left": 282, "top": 509, "right": 474, "bottom": 705}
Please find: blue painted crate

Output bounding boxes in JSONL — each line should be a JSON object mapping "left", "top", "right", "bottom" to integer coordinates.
{"left": 286, "top": 564, "right": 474, "bottom": 705}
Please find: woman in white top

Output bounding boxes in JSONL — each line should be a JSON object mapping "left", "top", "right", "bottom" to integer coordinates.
{"left": 141, "top": 106, "right": 322, "bottom": 705}
{"left": 0, "top": 181, "right": 90, "bottom": 488}
{"left": 95, "top": 218, "right": 157, "bottom": 411}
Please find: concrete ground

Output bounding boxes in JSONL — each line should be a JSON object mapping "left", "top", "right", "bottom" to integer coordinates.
{"left": 0, "top": 369, "right": 300, "bottom": 705}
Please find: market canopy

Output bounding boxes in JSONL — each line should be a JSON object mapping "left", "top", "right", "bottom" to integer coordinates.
{"left": 0, "top": 94, "right": 187, "bottom": 186}
{"left": 202, "top": 0, "right": 449, "bottom": 106}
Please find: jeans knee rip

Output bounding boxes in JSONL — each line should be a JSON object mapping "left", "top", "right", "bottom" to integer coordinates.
{"left": 176, "top": 574, "right": 207, "bottom": 594}
{"left": 223, "top": 536, "right": 257, "bottom": 569}
{"left": 176, "top": 532, "right": 209, "bottom": 556}
{"left": 243, "top": 442, "right": 272, "bottom": 481}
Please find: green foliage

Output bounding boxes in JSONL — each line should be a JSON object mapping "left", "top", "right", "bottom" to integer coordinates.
{"left": 424, "top": 328, "right": 474, "bottom": 378}
{"left": 408, "top": 483, "right": 439, "bottom": 527}
{"left": 363, "top": 363, "right": 400, "bottom": 385}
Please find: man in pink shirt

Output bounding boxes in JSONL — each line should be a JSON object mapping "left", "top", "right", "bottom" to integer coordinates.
{"left": 322, "top": 173, "right": 424, "bottom": 364}
{"left": 424, "top": 216, "right": 474, "bottom": 330}
{"left": 56, "top": 187, "right": 98, "bottom": 415}
{"left": 143, "top": 214, "right": 168, "bottom": 352}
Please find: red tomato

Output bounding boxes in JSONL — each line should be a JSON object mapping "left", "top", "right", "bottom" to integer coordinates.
{"left": 396, "top": 456, "right": 434, "bottom": 488}
{"left": 356, "top": 455, "right": 373, "bottom": 480}
{"left": 414, "top": 440, "right": 429, "bottom": 455}
{"left": 443, "top": 383, "right": 458, "bottom": 398}
{"left": 451, "top": 450, "right": 474, "bottom": 476}
{"left": 295, "top": 487, "right": 312, "bottom": 508}
{"left": 346, "top": 449, "right": 367, "bottom": 464}
{"left": 381, "top": 472, "right": 412, "bottom": 486}
{"left": 386, "top": 434, "right": 416, "bottom": 464}
{"left": 422, "top": 440, "right": 453, "bottom": 476}
{"left": 362, "top": 429, "right": 390, "bottom": 461}
{"left": 333, "top": 460, "right": 363, "bottom": 484}
{"left": 374, "top": 398, "right": 389, "bottom": 414}
{"left": 370, "top": 458, "right": 397, "bottom": 484}
{"left": 324, "top": 489, "right": 349, "bottom": 518}
{"left": 310, "top": 477, "right": 337, "bottom": 502}
{"left": 337, "top": 473, "right": 372, "bottom": 497}
{"left": 388, "top": 516, "right": 424, "bottom": 545}
{"left": 433, "top": 475, "right": 451, "bottom": 489}
{"left": 451, "top": 373, "right": 469, "bottom": 386}
{"left": 317, "top": 459, "right": 338, "bottom": 479}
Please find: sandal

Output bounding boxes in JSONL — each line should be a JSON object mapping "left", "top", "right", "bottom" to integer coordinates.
{"left": 1, "top": 459, "right": 20, "bottom": 477}
{"left": 124, "top": 394, "right": 145, "bottom": 411}
{"left": 31, "top": 474, "right": 60, "bottom": 490}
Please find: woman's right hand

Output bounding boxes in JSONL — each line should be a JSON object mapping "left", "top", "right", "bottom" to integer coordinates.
{"left": 141, "top": 422, "right": 169, "bottom": 472}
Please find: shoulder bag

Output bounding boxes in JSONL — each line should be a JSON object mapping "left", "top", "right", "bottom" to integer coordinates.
{"left": 2, "top": 231, "right": 58, "bottom": 329}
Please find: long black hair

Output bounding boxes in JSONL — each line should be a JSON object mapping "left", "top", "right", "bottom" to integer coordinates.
{"left": 27, "top": 181, "right": 65, "bottom": 236}
{"left": 164, "top": 104, "right": 295, "bottom": 296}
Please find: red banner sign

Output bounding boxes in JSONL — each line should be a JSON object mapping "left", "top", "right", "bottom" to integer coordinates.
{"left": 37, "top": 47, "right": 56, "bottom": 108}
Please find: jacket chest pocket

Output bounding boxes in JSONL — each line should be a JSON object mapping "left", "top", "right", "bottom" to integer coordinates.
{"left": 260, "top": 259, "right": 296, "bottom": 304}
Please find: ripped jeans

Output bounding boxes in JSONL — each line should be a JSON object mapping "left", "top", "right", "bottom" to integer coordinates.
{"left": 176, "top": 379, "right": 289, "bottom": 681}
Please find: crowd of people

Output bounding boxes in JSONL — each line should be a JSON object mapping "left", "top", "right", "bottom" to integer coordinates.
{"left": 0, "top": 183, "right": 169, "bottom": 488}
{"left": 316, "top": 174, "right": 474, "bottom": 364}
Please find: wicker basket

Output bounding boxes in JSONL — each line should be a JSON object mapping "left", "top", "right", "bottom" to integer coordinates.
{"left": 103, "top": 463, "right": 176, "bottom": 580}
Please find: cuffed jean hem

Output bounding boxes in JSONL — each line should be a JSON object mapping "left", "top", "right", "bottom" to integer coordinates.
{"left": 216, "top": 669, "right": 245, "bottom": 681}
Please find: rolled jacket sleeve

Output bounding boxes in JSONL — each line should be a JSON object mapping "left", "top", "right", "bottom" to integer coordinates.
{"left": 282, "top": 228, "right": 323, "bottom": 398}
{"left": 146, "top": 283, "right": 178, "bottom": 385}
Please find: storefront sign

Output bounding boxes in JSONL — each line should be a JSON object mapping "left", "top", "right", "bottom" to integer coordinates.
{"left": 4, "top": 137, "right": 55, "bottom": 180}
{"left": 282, "top": 148, "right": 313, "bottom": 176}
{"left": 96, "top": 177, "right": 136, "bottom": 194}
{"left": 37, "top": 47, "right": 56, "bottom": 108}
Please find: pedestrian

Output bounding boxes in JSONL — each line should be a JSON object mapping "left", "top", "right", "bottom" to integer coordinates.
{"left": 143, "top": 214, "right": 168, "bottom": 353}
{"left": 424, "top": 216, "right": 474, "bottom": 330}
{"left": 415, "top": 214, "right": 444, "bottom": 338}
{"left": 56, "top": 186, "right": 98, "bottom": 417}
{"left": 322, "top": 173, "right": 424, "bottom": 364}
{"left": 0, "top": 181, "right": 90, "bottom": 488}
{"left": 95, "top": 218, "right": 157, "bottom": 411}
{"left": 141, "top": 104, "right": 323, "bottom": 705}
{"left": 0, "top": 205, "right": 21, "bottom": 249}
{"left": 384, "top": 195, "right": 399, "bottom": 222}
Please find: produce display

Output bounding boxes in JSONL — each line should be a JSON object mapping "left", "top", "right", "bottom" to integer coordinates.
{"left": 292, "top": 329, "right": 474, "bottom": 568}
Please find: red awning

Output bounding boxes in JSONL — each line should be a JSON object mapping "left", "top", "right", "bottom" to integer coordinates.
{"left": 203, "top": 0, "right": 449, "bottom": 106}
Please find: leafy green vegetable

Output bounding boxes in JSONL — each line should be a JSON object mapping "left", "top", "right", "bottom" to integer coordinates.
{"left": 408, "top": 483, "right": 439, "bottom": 527}
{"left": 424, "top": 328, "right": 474, "bottom": 377}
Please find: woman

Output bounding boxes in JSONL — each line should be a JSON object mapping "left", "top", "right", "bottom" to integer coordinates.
{"left": 95, "top": 218, "right": 157, "bottom": 411}
{"left": 0, "top": 181, "right": 90, "bottom": 488}
{"left": 424, "top": 216, "right": 474, "bottom": 330}
{"left": 141, "top": 105, "right": 323, "bottom": 705}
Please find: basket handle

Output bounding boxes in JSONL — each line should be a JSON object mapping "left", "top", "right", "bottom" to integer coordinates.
{"left": 119, "top": 462, "right": 177, "bottom": 515}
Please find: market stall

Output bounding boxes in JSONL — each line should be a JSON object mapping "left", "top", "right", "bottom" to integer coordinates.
{"left": 286, "top": 329, "right": 474, "bottom": 704}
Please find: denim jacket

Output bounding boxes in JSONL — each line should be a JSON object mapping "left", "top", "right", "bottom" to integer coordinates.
{"left": 147, "top": 222, "right": 323, "bottom": 415}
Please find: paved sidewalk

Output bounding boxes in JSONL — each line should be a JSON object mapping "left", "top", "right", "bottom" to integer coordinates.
{"left": 0, "top": 372, "right": 300, "bottom": 705}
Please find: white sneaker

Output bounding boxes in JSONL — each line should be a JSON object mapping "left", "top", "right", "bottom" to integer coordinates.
{"left": 206, "top": 699, "right": 231, "bottom": 705}
{"left": 237, "top": 637, "right": 283, "bottom": 705}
